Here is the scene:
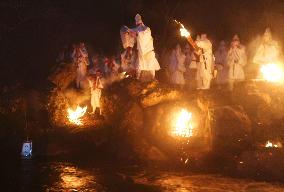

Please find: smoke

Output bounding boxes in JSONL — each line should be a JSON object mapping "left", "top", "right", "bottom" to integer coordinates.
{"left": 101, "top": 72, "right": 129, "bottom": 87}
{"left": 63, "top": 88, "right": 90, "bottom": 108}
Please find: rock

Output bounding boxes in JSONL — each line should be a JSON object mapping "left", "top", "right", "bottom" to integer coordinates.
{"left": 211, "top": 105, "right": 252, "bottom": 154}
{"left": 48, "top": 62, "right": 77, "bottom": 89}
{"left": 140, "top": 88, "right": 183, "bottom": 108}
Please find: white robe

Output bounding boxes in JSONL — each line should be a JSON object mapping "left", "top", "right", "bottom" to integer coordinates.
{"left": 89, "top": 77, "right": 103, "bottom": 111}
{"left": 253, "top": 41, "right": 279, "bottom": 65}
{"left": 214, "top": 48, "right": 228, "bottom": 84}
{"left": 169, "top": 49, "right": 186, "bottom": 85}
{"left": 136, "top": 26, "right": 160, "bottom": 72}
{"left": 196, "top": 39, "right": 213, "bottom": 89}
{"left": 227, "top": 45, "right": 247, "bottom": 80}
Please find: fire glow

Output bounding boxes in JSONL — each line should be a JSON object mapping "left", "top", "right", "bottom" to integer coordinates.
{"left": 265, "top": 141, "right": 282, "bottom": 148}
{"left": 171, "top": 109, "right": 193, "bottom": 138}
{"left": 67, "top": 105, "right": 87, "bottom": 125}
{"left": 175, "top": 20, "right": 190, "bottom": 38}
{"left": 260, "top": 63, "right": 284, "bottom": 83}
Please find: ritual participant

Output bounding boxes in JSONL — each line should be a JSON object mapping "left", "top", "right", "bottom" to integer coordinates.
{"left": 253, "top": 28, "right": 280, "bottom": 66}
{"left": 195, "top": 34, "right": 213, "bottom": 90}
{"left": 120, "top": 25, "right": 136, "bottom": 75}
{"left": 89, "top": 54, "right": 100, "bottom": 75}
{"left": 87, "top": 70, "right": 103, "bottom": 115}
{"left": 130, "top": 14, "right": 160, "bottom": 80}
{"left": 72, "top": 42, "right": 89, "bottom": 88}
{"left": 227, "top": 35, "right": 247, "bottom": 90}
{"left": 214, "top": 40, "right": 228, "bottom": 88}
{"left": 169, "top": 44, "right": 186, "bottom": 88}
{"left": 121, "top": 48, "right": 136, "bottom": 76}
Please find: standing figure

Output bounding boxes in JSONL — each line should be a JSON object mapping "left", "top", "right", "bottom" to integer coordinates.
{"left": 227, "top": 35, "right": 247, "bottom": 90}
{"left": 121, "top": 48, "right": 136, "bottom": 76}
{"left": 253, "top": 28, "right": 280, "bottom": 66}
{"left": 169, "top": 44, "right": 186, "bottom": 88}
{"left": 214, "top": 40, "right": 228, "bottom": 87}
{"left": 120, "top": 25, "right": 136, "bottom": 75}
{"left": 131, "top": 14, "right": 160, "bottom": 80}
{"left": 87, "top": 70, "right": 103, "bottom": 115}
{"left": 195, "top": 34, "right": 213, "bottom": 90}
{"left": 72, "top": 42, "right": 89, "bottom": 88}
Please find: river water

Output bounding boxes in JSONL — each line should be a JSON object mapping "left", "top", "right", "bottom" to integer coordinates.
{"left": 3, "top": 158, "right": 284, "bottom": 192}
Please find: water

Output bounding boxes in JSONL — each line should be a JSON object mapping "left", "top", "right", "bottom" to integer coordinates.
{"left": 3, "top": 158, "right": 284, "bottom": 192}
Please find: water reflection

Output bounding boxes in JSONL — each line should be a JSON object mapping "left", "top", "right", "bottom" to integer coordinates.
{"left": 48, "top": 163, "right": 103, "bottom": 191}
{"left": 16, "top": 160, "right": 284, "bottom": 191}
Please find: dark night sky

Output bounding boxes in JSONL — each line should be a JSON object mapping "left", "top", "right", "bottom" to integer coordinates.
{"left": 0, "top": 0, "right": 284, "bottom": 87}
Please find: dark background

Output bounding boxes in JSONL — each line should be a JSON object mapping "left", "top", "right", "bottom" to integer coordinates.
{"left": 0, "top": 0, "right": 284, "bottom": 88}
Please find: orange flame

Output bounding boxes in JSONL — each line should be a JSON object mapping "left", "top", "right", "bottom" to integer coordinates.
{"left": 67, "top": 105, "right": 87, "bottom": 125}
{"left": 174, "top": 20, "right": 190, "bottom": 38}
{"left": 171, "top": 109, "right": 193, "bottom": 138}
{"left": 265, "top": 140, "right": 282, "bottom": 148}
{"left": 260, "top": 63, "right": 284, "bottom": 83}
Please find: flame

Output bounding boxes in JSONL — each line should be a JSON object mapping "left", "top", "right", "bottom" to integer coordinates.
{"left": 174, "top": 20, "right": 190, "bottom": 38}
{"left": 260, "top": 63, "right": 284, "bottom": 83}
{"left": 67, "top": 105, "right": 87, "bottom": 125}
{"left": 180, "top": 24, "right": 190, "bottom": 38}
{"left": 265, "top": 140, "right": 282, "bottom": 148}
{"left": 172, "top": 109, "right": 193, "bottom": 138}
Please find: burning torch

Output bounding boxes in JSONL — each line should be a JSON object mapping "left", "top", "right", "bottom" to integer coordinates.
{"left": 174, "top": 20, "right": 207, "bottom": 70}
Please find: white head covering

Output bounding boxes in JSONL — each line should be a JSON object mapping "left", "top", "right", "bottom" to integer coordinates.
{"left": 135, "top": 14, "right": 143, "bottom": 25}
{"left": 263, "top": 27, "right": 272, "bottom": 41}
{"left": 232, "top": 34, "right": 240, "bottom": 42}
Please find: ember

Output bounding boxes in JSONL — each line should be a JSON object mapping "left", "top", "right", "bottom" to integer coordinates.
{"left": 171, "top": 109, "right": 193, "bottom": 138}
{"left": 260, "top": 63, "right": 284, "bottom": 83}
{"left": 67, "top": 105, "right": 87, "bottom": 125}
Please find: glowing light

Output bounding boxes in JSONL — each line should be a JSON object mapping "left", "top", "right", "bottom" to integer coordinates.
{"left": 174, "top": 20, "right": 190, "bottom": 38}
{"left": 172, "top": 109, "right": 193, "bottom": 138}
{"left": 67, "top": 105, "right": 87, "bottom": 125}
{"left": 265, "top": 140, "right": 282, "bottom": 148}
{"left": 260, "top": 63, "right": 284, "bottom": 83}
{"left": 59, "top": 166, "right": 95, "bottom": 190}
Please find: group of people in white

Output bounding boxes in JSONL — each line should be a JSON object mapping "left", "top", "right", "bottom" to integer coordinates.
{"left": 168, "top": 28, "right": 281, "bottom": 90}
{"left": 56, "top": 14, "right": 281, "bottom": 115}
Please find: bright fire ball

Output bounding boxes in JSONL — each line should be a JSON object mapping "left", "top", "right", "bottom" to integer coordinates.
{"left": 260, "top": 63, "right": 284, "bottom": 83}
{"left": 67, "top": 105, "right": 87, "bottom": 126}
{"left": 171, "top": 109, "right": 193, "bottom": 138}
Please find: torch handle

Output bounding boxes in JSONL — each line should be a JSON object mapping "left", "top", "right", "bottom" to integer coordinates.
{"left": 186, "top": 36, "right": 200, "bottom": 51}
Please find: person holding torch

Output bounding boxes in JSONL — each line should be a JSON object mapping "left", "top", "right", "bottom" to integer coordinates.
{"left": 177, "top": 21, "right": 213, "bottom": 89}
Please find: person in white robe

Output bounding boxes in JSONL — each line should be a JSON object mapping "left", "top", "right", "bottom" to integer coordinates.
{"left": 214, "top": 40, "right": 228, "bottom": 87}
{"left": 72, "top": 42, "right": 89, "bottom": 88}
{"left": 195, "top": 34, "right": 213, "bottom": 90}
{"left": 253, "top": 28, "right": 280, "bottom": 66}
{"left": 227, "top": 35, "right": 247, "bottom": 90}
{"left": 88, "top": 70, "right": 103, "bottom": 115}
{"left": 169, "top": 44, "right": 186, "bottom": 88}
{"left": 131, "top": 14, "right": 160, "bottom": 80}
{"left": 120, "top": 25, "right": 136, "bottom": 76}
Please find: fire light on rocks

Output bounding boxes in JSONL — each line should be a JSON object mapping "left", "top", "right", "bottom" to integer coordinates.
{"left": 67, "top": 105, "right": 87, "bottom": 126}
{"left": 171, "top": 109, "right": 193, "bottom": 138}
{"left": 260, "top": 63, "right": 284, "bottom": 83}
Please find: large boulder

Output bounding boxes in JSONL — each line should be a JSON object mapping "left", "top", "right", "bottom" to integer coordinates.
{"left": 211, "top": 105, "right": 252, "bottom": 154}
